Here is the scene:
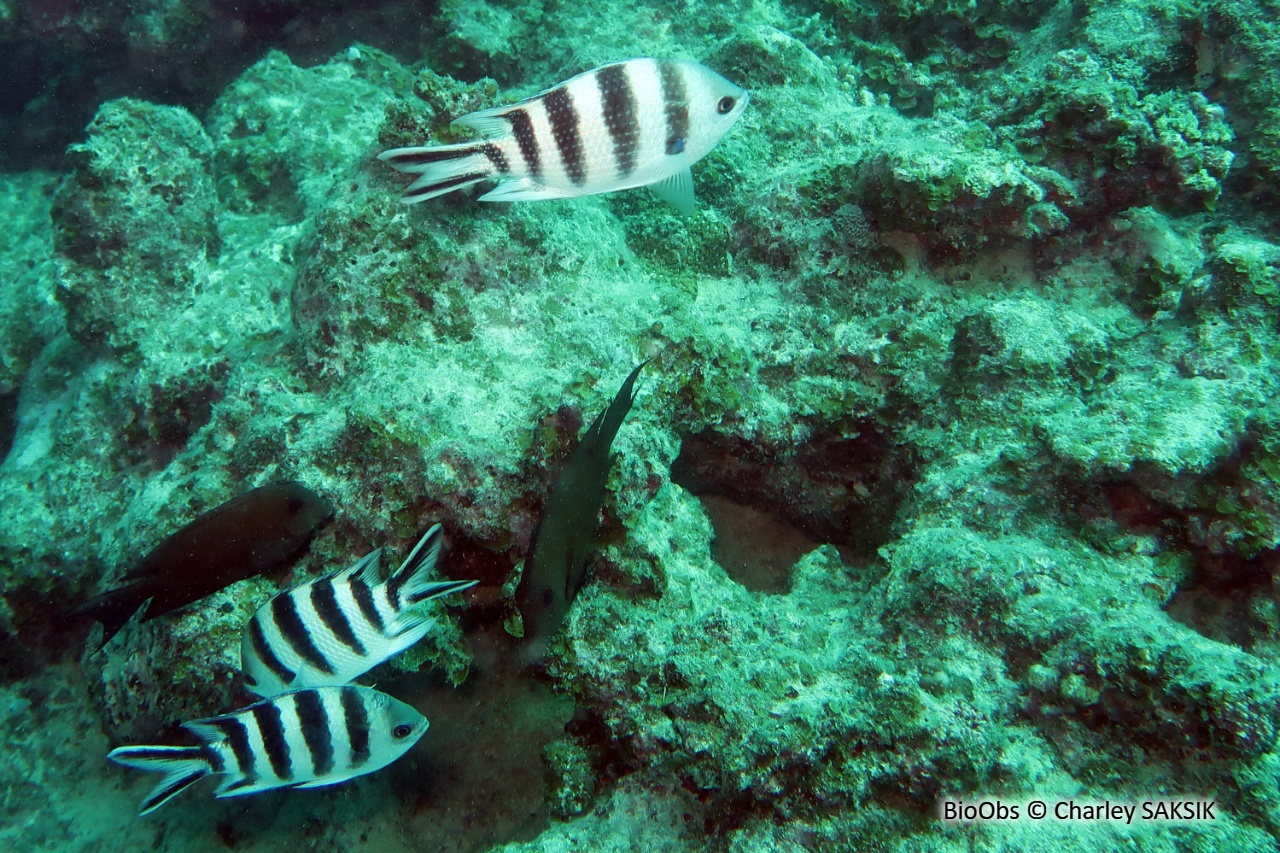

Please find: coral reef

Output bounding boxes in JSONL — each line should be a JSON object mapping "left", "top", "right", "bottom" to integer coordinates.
{"left": 3, "top": 0, "right": 1280, "bottom": 850}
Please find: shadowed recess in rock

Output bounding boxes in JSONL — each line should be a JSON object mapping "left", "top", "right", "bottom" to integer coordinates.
{"left": 670, "top": 423, "right": 915, "bottom": 557}
{"left": 70, "top": 481, "right": 333, "bottom": 649}
{"left": 699, "top": 494, "right": 820, "bottom": 594}
{"left": 0, "top": 388, "right": 16, "bottom": 465}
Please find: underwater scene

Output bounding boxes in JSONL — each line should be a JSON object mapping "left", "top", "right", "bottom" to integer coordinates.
{"left": 2, "top": 0, "right": 1280, "bottom": 850}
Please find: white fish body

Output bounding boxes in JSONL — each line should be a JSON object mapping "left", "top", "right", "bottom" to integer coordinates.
{"left": 241, "top": 524, "right": 476, "bottom": 698}
{"left": 108, "top": 685, "right": 428, "bottom": 815}
{"left": 379, "top": 58, "right": 749, "bottom": 213}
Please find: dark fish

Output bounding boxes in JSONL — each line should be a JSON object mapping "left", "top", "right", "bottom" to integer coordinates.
{"left": 72, "top": 482, "right": 333, "bottom": 649}
{"left": 516, "top": 362, "right": 646, "bottom": 662}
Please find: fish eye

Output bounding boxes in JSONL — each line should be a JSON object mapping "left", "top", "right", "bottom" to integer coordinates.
{"left": 244, "top": 674, "right": 258, "bottom": 687}
{"left": 393, "top": 724, "right": 414, "bottom": 739}
{"left": 717, "top": 96, "right": 735, "bottom": 115}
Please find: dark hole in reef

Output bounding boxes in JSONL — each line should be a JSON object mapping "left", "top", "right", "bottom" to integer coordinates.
{"left": 670, "top": 423, "right": 914, "bottom": 590}
{"left": 0, "top": 388, "right": 17, "bottom": 464}
{"left": 1095, "top": 480, "right": 1280, "bottom": 654}
{"left": 699, "top": 495, "right": 819, "bottom": 593}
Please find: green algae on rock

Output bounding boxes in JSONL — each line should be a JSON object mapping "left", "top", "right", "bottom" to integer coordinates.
{"left": 7, "top": 0, "right": 1280, "bottom": 848}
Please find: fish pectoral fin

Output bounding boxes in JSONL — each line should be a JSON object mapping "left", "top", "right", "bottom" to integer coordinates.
{"left": 382, "top": 619, "right": 433, "bottom": 659}
{"left": 478, "top": 179, "right": 575, "bottom": 203}
{"left": 650, "top": 167, "right": 696, "bottom": 215}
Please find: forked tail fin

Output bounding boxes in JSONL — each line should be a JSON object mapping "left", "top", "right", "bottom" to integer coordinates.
{"left": 378, "top": 144, "right": 496, "bottom": 203}
{"left": 68, "top": 582, "right": 149, "bottom": 651}
{"left": 108, "top": 745, "right": 212, "bottom": 815}
{"left": 385, "top": 524, "right": 478, "bottom": 609}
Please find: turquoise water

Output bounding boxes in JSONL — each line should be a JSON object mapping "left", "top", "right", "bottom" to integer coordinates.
{"left": 2, "top": 0, "right": 1280, "bottom": 850}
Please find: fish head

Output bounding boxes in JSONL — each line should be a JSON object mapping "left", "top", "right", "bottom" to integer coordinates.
{"left": 277, "top": 483, "right": 335, "bottom": 538}
{"left": 365, "top": 688, "right": 430, "bottom": 764}
{"left": 678, "top": 61, "right": 749, "bottom": 164}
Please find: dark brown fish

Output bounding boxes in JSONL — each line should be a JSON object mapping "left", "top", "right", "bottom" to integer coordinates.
{"left": 72, "top": 481, "right": 333, "bottom": 649}
{"left": 516, "top": 362, "right": 647, "bottom": 663}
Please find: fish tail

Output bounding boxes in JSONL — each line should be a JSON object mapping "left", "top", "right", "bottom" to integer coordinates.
{"left": 378, "top": 143, "right": 496, "bottom": 204}
{"left": 385, "top": 524, "right": 478, "bottom": 609}
{"left": 68, "top": 583, "right": 149, "bottom": 650}
{"left": 108, "top": 745, "right": 212, "bottom": 815}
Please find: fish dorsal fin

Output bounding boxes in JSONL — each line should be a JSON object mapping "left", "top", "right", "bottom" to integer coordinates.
{"left": 278, "top": 548, "right": 381, "bottom": 595}
{"left": 182, "top": 719, "right": 225, "bottom": 747}
{"left": 650, "top": 167, "right": 696, "bottom": 215}
{"left": 350, "top": 548, "right": 383, "bottom": 585}
{"left": 453, "top": 104, "right": 520, "bottom": 138}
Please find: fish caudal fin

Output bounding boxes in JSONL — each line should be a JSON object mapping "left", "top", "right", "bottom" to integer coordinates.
{"left": 108, "top": 745, "right": 212, "bottom": 815}
{"left": 378, "top": 144, "right": 495, "bottom": 204}
{"left": 69, "top": 583, "right": 151, "bottom": 651}
{"left": 385, "top": 524, "right": 479, "bottom": 610}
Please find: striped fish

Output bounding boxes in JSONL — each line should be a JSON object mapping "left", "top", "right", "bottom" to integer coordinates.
{"left": 108, "top": 685, "right": 428, "bottom": 815}
{"left": 241, "top": 524, "right": 477, "bottom": 698}
{"left": 379, "top": 58, "right": 748, "bottom": 214}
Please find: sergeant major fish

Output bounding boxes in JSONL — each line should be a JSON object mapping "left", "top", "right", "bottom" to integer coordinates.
{"left": 108, "top": 685, "right": 427, "bottom": 815}
{"left": 242, "top": 524, "right": 477, "bottom": 697}
{"left": 379, "top": 58, "right": 748, "bottom": 214}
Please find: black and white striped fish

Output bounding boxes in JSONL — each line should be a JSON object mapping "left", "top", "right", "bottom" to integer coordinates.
{"left": 108, "top": 685, "right": 428, "bottom": 815}
{"left": 241, "top": 524, "right": 476, "bottom": 698}
{"left": 379, "top": 58, "right": 748, "bottom": 214}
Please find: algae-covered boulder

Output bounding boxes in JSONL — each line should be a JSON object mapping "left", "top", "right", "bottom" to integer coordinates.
{"left": 53, "top": 98, "right": 219, "bottom": 354}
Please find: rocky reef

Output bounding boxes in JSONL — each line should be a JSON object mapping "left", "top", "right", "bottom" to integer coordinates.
{"left": 3, "top": 0, "right": 1280, "bottom": 851}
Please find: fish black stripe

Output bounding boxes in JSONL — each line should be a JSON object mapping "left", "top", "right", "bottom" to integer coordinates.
{"left": 199, "top": 743, "right": 225, "bottom": 773}
{"left": 385, "top": 146, "right": 477, "bottom": 167}
{"left": 208, "top": 718, "right": 255, "bottom": 776}
{"left": 118, "top": 747, "right": 196, "bottom": 762}
{"left": 341, "top": 687, "right": 371, "bottom": 769}
{"left": 384, "top": 552, "right": 414, "bottom": 610}
{"left": 403, "top": 172, "right": 489, "bottom": 201}
{"left": 271, "top": 593, "right": 335, "bottom": 675}
{"left": 251, "top": 702, "right": 292, "bottom": 781}
{"left": 659, "top": 60, "right": 690, "bottom": 157}
{"left": 542, "top": 87, "right": 586, "bottom": 185}
{"left": 293, "top": 689, "right": 334, "bottom": 777}
{"left": 311, "top": 578, "right": 366, "bottom": 656}
{"left": 350, "top": 576, "right": 384, "bottom": 633}
{"left": 481, "top": 142, "right": 509, "bottom": 174}
{"left": 505, "top": 109, "right": 541, "bottom": 178}
{"left": 249, "top": 615, "right": 296, "bottom": 686}
{"left": 596, "top": 64, "right": 640, "bottom": 178}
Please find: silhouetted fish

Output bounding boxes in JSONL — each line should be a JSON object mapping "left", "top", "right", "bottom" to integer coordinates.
{"left": 516, "top": 362, "right": 646, "bottom": 662}
{"left": 72, "top": 482, "right": 333, "bottom": 649}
